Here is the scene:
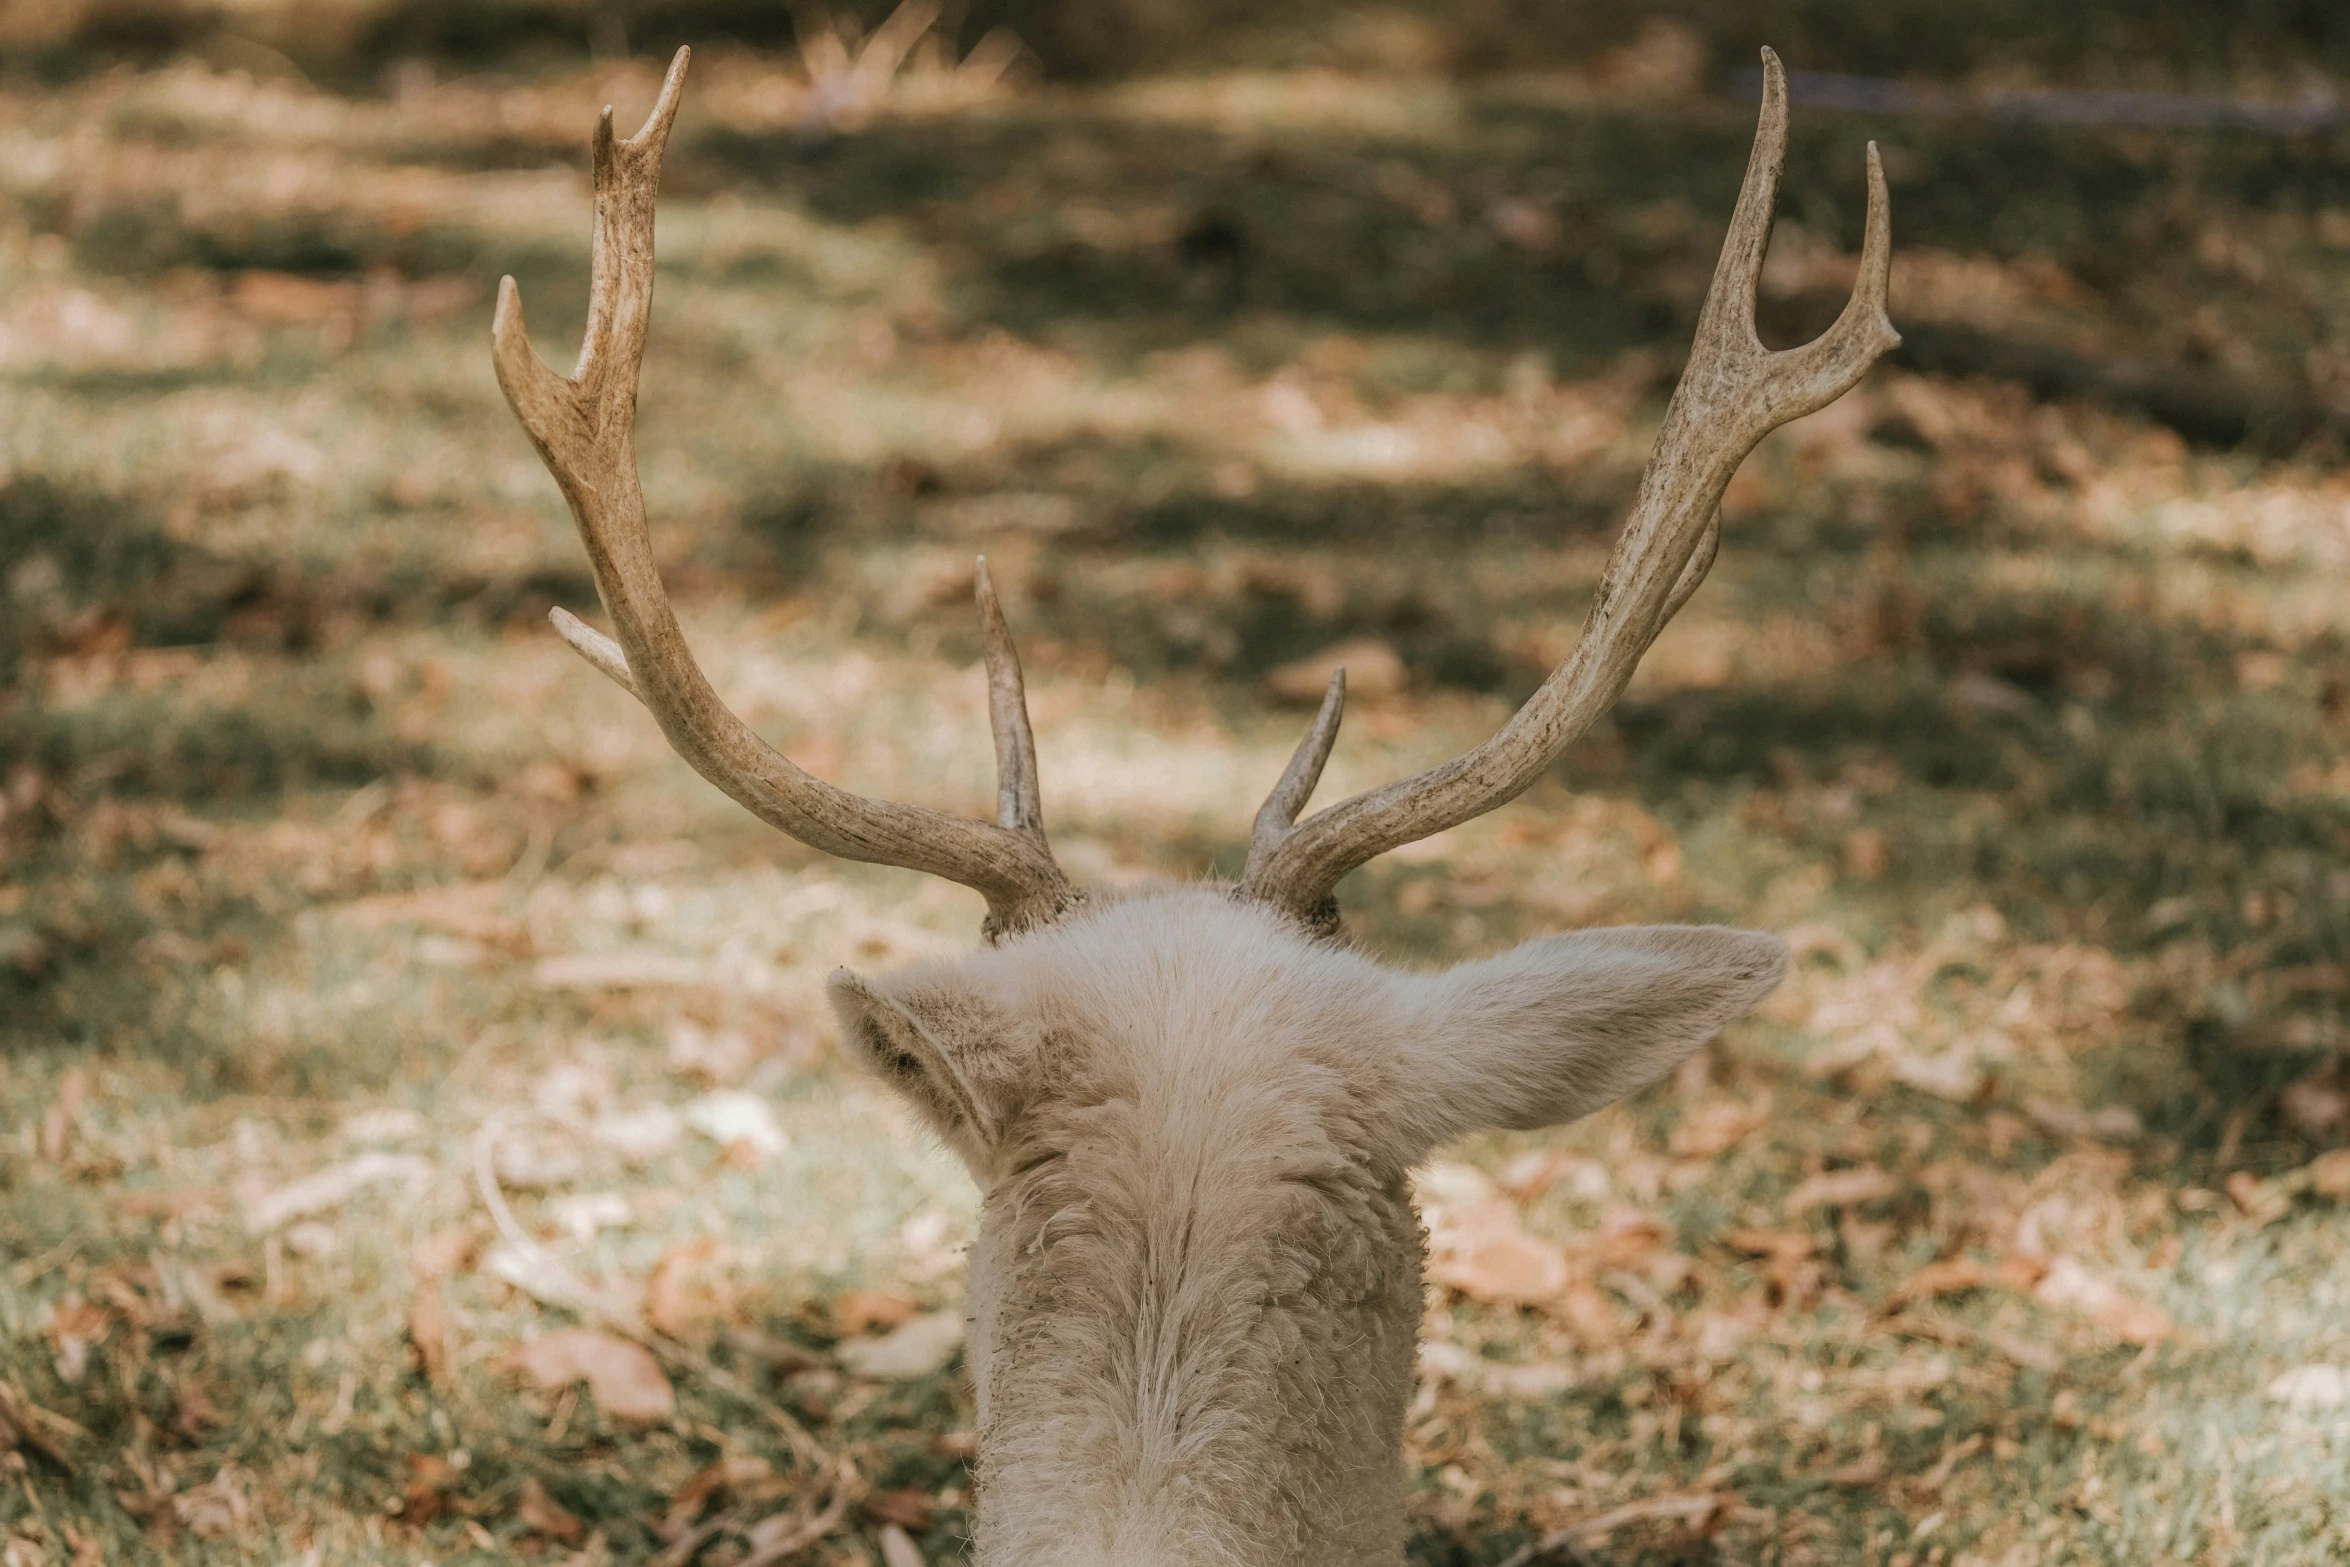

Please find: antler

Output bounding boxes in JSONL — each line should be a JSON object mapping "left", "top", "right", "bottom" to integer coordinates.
{"left": 492, "top": 47, "right": 1077, "bottom": 939}
{"left": 1240, "top": 48, "right": 1897, "bottom": 928}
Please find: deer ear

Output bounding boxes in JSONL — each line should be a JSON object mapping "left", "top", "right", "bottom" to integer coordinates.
{"left": 827, "top": 968, "right": 997, "bottom": 1165}
{"left": 1398, "top": 926, "right": 1788, "bottom": 1149}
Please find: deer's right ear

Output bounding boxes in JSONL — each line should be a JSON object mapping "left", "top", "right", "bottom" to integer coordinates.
{"left": 1395, "top": 925, "right": 1789, "bottom": 1153}
{"left": 827, "top": 969, "right": 997, "bottom": 1164}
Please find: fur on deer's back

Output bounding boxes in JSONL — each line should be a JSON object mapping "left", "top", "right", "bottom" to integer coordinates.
{"left": 830, "top": 888, "right": 1789, "bottom": 1567}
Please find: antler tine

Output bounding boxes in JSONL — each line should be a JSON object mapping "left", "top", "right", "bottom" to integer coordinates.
{"left": 550, "top": 605, "right": 639, "bottom": 697}
{"left": 974, "top": 557, "right": 1045, "bottom": 835}
{"left": 1240, "top": 47, "right": 1897, "bottom": 928}
{"left": 1247, "top": 667, "right": 1346, "bottom": 873}
{"left": 494, "top": 48, "right": 1077, "bottom": 940}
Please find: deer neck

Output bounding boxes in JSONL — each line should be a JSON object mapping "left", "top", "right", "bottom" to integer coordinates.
{"left": 960, "top": 1063, "right": 1425, "bottom": 1567}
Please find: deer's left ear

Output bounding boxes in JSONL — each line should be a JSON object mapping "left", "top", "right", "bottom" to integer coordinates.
{"left": 1396, "top": 925, "right": 1788, "bottom": 1150}
{"left": 828, "top": 969, "right": 999, "bottom": 1170}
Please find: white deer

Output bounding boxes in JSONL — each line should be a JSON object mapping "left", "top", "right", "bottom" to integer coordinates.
{"left": 491, "top": 45, "right": 1895, "bottom": 1567}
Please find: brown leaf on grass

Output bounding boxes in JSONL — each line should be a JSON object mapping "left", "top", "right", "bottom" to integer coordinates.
{"left": 1885, "top": 1257, "right": 1988, "bottom": 1309}
{"left": 2225, "top": 1170, "right": 2293, "bottom": 1227}
{"left": 410, "top": 1225, "right": 483, "bottom": 1282}
{"left": 1823, "top": 1455, "right": 1889, "bottom": 1487}
{"left": 42, "top": 1296, "right": 111, "bottom": 1384}
{"left": 721, "top": 1325, "right": 827, "bottom": 1376}
{"left": 1787, "top": 1166, "right": 1900, "bottom": 1211}
{"left": 1724, "top": 1228, "right": 1814, "bottom": 1261}
{"left": 1419, "top": 1164, "right": 1572, "bottom": 1305}
{"left": 645, "top": 1241, "right": 736, "bottom": 1340}
{"left": 2032, "top": 1256, "right": 2172, "bottom": 1344}
{"left": 2280, "top": 1070, "right": 2349, "bottom": 1138}
{"left": 2308, "top": 1148, "right": 2350, "bottom": 1201}
{"left": 1549, "top": 1281, "right": 1632, "bottom": 1347}
{"left": 1574, "top": 1209, "right": 1666, "bottom": 1271}
{"left": 517, "top": 1476, "right": 587, "bottom": 1543}
{"left": 1669, "top": 1096, "right": 1770, "bottom": 1159}
{"left": 398, "top": 1454, "right": 458, "bottom": 1524}
{"left": 865, "top": 1488, "right": 937, "bottom": 1532}
{"left": 513, "top": 1330, "right": 675, "bottom": 1423}
{"left": 835, "top": 1310, "right": 965, "bottom": 1379}
{"left": 832, "top": 1290, "right": 921, "bottom": 1337}
{"left": 1430, "top": 1225, "right": 1570, "bottom": 1305}
{"left": 1539, "top": 1489, "right": 1732, "bottom": 1550}
{"left": 1993, "top": 1254, "right": 2049, "bottom": 1291}
{"left": 408, "top": 1280, "right": 453, "bottom": 1388}
{"left": 113, "top": 1188, "right": 227, "bottom": 1219}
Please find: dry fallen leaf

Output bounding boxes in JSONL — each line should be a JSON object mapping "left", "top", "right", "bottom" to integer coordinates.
{"left": 410, "top": 1225, "right": 483, "bottom": 1282}
{"left": 645, "top": 1240, "right": 735, "bottom": 1340}
{"left": 1419, "top": 1162, "right": 1573, "bottom": 1304}
{"left": 1549, "top": 1281, "right": 1631, "bottom": 1348}
{"left": 1724, "top": 1228, "right": 1814, "bottom": 1261}
{"left": 42, "top": 1297, "right": 110, "bottom": 1385}
{"left": 1890, "top": 1049, "right": 1985, "bottom": 1102}
{"left": 836, "top": 1310, "right": 966, "bottom": 1379}
{"left": 865, "top": 1488, "right": 937, "bottom": 1532}
{"left": 513, "top": 1329, "right": 676, "bottom": 1423}
{"left": 1670, "top": 1096, "right": 1769, "bottom": 1158}
{"left": 517, "top": 1475, "right": 587, "bottom": 1542}
{"left": 2280, "top": 1071, "right": 2349, "bottom": 1138}
{"left": 1430, "top": 1224, "right": 1571, "bottom": 1305}
{"left": 2308, "top": 1148, "right": 2350, "bottom": 1202}
{"left": 2225, "top": 1170, "right": 2293, "bottom": 1227}
{"left": 834, "top": 1290, "right": 921, "bottom": 1337}
{"left": 408, "top": 1280, "right": 453, "bottom": 1388}
{"left": 1885, "top": 1257, "right": 1987, "bottom": 1309}
{"left": 399, "top": 1454, "right": 459, "bottom": 1524}
{"left": 2032, "top": 1256, "right": 2171, "bottom": 1344}
{"left": 1787, "top": 1166, "right": 1900, "bottom": 1211}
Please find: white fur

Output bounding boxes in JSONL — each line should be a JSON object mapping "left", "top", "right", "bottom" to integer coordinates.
{"left": 828, "top": 887, "right": 1788, "bottom": 1566}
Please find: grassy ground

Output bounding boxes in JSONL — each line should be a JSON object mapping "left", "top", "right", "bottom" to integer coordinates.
{"left": 3, "top": 22, "right": 2350, "bottom": 1567}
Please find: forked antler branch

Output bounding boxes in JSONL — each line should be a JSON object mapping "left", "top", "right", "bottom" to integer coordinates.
{"left": 1239, "top": 48, "right": 1897, "bottom": 927}
{"left": 491, "top": 47, "right": 1076, "bottom": 938}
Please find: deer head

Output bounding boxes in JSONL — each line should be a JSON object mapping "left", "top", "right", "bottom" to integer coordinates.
{"left": 492, "top": 46, "right": 1894, "bottom": 1567}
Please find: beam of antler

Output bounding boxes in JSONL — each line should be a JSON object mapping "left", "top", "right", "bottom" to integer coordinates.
{"left": 1240, "top": 48, "right": 1898, "bottom": 926}
{"left": 490, "top": 47, "right": 1076, "bottom": 939}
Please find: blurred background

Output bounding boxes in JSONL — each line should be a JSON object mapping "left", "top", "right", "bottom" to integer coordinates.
{"left": 3, "top": 3, "right": 2349, "bottom": 1564}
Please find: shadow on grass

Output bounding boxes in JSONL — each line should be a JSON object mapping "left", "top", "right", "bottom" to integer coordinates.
{"left": 684, "top": 97, "right": 2350, "bottom": 386}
